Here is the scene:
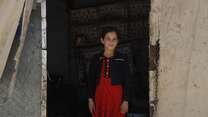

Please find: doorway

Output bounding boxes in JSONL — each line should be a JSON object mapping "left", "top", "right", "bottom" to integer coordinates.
{"left": 47, "top": 0, "right": 150, "bottom": 116}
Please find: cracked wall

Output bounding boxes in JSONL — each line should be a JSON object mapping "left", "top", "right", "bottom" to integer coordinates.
{"left": 150, "top": 0, "right": 208, "bottom": 117}
{"left": 0, "top": 0, "right": 26, "bottom": 79}
{"left": 0, "top": 4, "right": 42, "bottom": 117}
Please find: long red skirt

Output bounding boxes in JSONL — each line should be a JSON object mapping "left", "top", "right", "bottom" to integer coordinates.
{"left": 93, "top": 75, "right": 125, "bottom": 117}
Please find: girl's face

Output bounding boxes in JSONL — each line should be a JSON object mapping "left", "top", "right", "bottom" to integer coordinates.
{"left": 101, "top": 31, "right": 118, "bottom": 51}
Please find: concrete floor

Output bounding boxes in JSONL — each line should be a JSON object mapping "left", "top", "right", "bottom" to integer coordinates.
{"left": 0, "top": 7, "right": 42, "bottom": 117}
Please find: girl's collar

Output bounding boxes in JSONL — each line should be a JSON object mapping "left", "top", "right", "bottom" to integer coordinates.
{"left": 98, "top": 50, "right": 120, "bottom": 61}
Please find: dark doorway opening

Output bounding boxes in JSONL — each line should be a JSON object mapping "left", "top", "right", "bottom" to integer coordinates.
{"left": 47, "top": 0, "right": 150, "bottom": 117}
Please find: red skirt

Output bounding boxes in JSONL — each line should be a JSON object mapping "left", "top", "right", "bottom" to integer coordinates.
{"left": 93, "top": 75, "right": 125, "bottom": 117}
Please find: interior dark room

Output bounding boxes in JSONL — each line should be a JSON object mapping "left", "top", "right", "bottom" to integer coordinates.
{"left": 47, "top": 0, "right": 150, "bottom": 117}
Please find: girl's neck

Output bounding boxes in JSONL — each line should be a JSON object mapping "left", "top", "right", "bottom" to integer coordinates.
{"left": 104, "top": 49, "right": 115, "bottom": 58}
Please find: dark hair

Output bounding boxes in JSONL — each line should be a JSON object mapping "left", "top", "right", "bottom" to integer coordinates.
{"left": 101, "top": 26, "right": 119, "bottom": 40}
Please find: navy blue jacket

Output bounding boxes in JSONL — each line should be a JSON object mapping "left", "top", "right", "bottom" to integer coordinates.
{"left": 87, "top": 50, "right": 131, "bottom": 101}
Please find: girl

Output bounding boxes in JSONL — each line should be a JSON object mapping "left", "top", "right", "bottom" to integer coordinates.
{"left": 88, "top": 26, "right": 131, "bottom": 117}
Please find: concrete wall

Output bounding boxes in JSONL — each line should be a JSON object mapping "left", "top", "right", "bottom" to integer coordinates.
{"left": 0, "top": 0, "right": 25, "bottom": 79}
{"left": 0, "top": 6, "right": 42, "bottom": 117}
{"left": 150, "top": 0, "right": 208, "bottom": 117}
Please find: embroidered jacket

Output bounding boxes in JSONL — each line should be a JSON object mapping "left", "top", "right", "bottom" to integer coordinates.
{"left": 87, "top": 50, "right": 131, "bottom": 101}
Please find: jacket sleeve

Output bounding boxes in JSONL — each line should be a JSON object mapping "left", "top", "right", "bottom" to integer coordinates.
{"left": 87, "top": 56, "right": 96, "bottom": 100}
{"left": 122, "top": 55, "right": 131, "bottom": 102}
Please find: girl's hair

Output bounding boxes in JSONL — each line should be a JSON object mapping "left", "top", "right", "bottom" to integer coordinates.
{"left": 101, "top": 26, "right": 120, "bottom": 40}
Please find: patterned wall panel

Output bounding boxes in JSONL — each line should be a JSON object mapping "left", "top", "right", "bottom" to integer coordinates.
{"left": 71, "top": 7, "right": 97, "bottom": 24}
{"left": 128, "top": 1, "right": 149, "bottom": 18}
{"left": 98, "top": 2, "right": 128, "bottom": 19}
{"left": 71, "top": 25, "right": 99, "bottom": 46}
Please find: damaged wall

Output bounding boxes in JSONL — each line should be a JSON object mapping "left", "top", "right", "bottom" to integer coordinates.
{"left": 0, "top": 1, "right": 42, "bottom": 117}
{"left": 0, "top": 0, "right": 25, "bottom": 79}
{"left": 150, "top": 0, "right": 208, "bottom": 117}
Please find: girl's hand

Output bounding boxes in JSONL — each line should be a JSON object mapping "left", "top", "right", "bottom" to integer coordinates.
{"left": 88, "top": 98, "right": 95, "bottom": 114}
{"left": 120, "top": 101, "right": 128, "bottom": 114}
